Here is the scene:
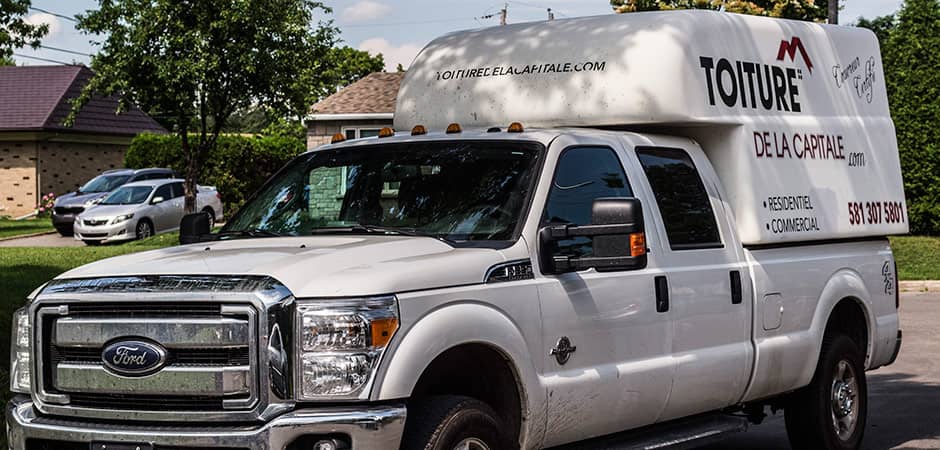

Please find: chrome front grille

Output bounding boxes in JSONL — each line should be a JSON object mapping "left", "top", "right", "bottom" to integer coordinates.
{"left": 30, "top": 276, "right": 295, "bottom": 422}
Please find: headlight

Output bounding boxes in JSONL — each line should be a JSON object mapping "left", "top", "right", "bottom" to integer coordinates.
{"left": 10, "top": 308, "right": 31, "bottom": 394}
{"left": 111, "top": 213, "right": 134, "bottom": 224}
{"left": 295, "top": 296, "right": 399, "bottom": 399}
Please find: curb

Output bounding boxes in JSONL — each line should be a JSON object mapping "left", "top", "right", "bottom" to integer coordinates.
{"left": 0, "top": 230, "right": 58, "bottom": 242}
{"left": 899, "top": 280, "right": 940, "bottom": 293}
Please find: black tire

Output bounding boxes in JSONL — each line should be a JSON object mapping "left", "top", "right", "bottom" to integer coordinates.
{"left": 401, "top": 395, "right": 513, "bottom": 450}
{"left": 201, "top": 208, "right": 216, "bottom": 229}
{"left": 785, "top": 334, "right": 867, "bottom": 450}
{"left": 56, "top": 228, "right": 73, "bottom": 237}
{"left": 136, "top": 219, "right": 155, "bottom": 240}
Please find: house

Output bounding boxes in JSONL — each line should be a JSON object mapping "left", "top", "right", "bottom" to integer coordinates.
{"left": 0, "top": 65, "right": 166, "bottom": 217}
{"left": 305, "top": 72, "right": 405, "bottom": 148}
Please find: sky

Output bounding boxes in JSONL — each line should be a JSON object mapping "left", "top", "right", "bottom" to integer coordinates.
{"left": 15, "top": 0, "right": 905, "bottom": 70}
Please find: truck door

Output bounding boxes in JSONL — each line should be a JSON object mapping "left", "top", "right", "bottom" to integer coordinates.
{"left": 631, "top": 143, "right": 753, "bottom": 420}
{"left": 535, "top": 139, "right": 674, "bottom": 447}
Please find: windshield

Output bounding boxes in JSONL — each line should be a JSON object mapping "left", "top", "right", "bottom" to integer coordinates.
{"left": 100, "top": 186, "right": 153, "bottom": 205}
{"left": 79, "top": 175, "right": 130, "bottom": 193}
{"left": 223, "top": 141, "right": 542, "bottom": 243}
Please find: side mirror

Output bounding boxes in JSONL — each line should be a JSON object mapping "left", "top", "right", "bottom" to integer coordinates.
{"left": 180, "top": 212, "right": 211, "bottom": 245}
{"left": 151, "top": 196, "right": 165, "bottom": 205}
{"left": 539, "top": 197, "right": 648, "bottom": 274}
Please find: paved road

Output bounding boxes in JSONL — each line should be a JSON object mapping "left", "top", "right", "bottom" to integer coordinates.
{"left": 0, "top": 232, "right": 85, "bottom": 247}
{"left": 700, "top": 292, "right": 940, "bottom": 450}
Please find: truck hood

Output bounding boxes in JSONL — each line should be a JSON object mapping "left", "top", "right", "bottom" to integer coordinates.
{"left": 56, "top": 236, "right": 510, "bottom": 297}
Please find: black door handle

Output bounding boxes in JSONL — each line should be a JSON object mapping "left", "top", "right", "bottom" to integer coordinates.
{"left": 730, "top": 270, "right": 743, "bottom": 305}
{"left": 655, "top": 275, "right": 669, "bottom": 313}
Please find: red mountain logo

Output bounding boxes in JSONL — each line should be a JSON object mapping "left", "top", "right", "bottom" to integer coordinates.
{"left": 776, "top": 37, "right": 813, "bottom": 73}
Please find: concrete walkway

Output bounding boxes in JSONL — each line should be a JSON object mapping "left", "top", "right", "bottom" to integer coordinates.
{"left": 0, "top": 232, "right": 85, "bottom": 247}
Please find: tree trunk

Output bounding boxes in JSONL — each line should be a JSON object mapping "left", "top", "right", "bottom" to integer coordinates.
{"left": 181, "top": 131, "right": 199, "bottom": 214}
{"left": 828, "top": 0, "right": 839, "bottom": 24}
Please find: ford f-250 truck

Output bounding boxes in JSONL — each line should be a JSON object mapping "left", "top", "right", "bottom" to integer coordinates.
{"left": 8, "top": 10, "right": 906, "bottom": 450}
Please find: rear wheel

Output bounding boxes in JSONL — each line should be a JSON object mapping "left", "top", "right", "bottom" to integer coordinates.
{"left": 201, "top": 207, "right": 216, "bottom": 229}
{"left": 785, "top": 334, "right": 867, "bottom": 450}
{"left": 401, "top": 395, "right": 512, "bottom": 450}
{"left": 136, "top": 220, "right": 154, "bottom": 240}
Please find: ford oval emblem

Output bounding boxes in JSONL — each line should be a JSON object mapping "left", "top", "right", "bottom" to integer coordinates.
{"left": 101, "top": 339, "right": 167, "bottom": 377}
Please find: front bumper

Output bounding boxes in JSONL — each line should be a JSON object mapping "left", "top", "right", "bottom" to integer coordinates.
{"left": 7, "top": 396, "right": 406, "bottom": 450}
{"left": 73, "top": 220, "right": 136, "bottom": 243}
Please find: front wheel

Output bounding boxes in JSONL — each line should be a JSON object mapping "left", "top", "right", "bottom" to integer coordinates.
{"left": 785, "top": 334, "right": 867, "bottom": 450}
{"left": 401, "top": 396, "right": 512, "bottom": 450}
{"left": 136, "top": 220, "right": 154, "bottom": 240}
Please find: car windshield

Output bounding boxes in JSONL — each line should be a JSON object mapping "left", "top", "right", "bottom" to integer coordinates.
{"left": 100, "top": 186, "right": 153, "bottom": 205}
{"left": 222, "top": 141, "right": 542, "bottom": 243}
{"left": 79, "top": 175, "right": 131, "bottom": 193}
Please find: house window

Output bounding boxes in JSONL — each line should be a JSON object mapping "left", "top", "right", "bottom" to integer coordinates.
{"left": 343, "top": 127, "right": 382, "bottom": 140}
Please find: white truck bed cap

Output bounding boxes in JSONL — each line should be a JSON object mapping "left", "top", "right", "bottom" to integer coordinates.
{"left": 395, "top": 10, "right": 908, "bottom": 244}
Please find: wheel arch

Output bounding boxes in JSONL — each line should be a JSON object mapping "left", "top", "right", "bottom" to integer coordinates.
{"left": 800, "top": 269, "right": 875, "bottom": 386}
{"left": 373, "top": 301, "right": 544, "bottom": 449}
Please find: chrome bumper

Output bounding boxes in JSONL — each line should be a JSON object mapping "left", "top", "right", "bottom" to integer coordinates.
{"left": 7, "top": 396, "right": 406, "bottom": 450}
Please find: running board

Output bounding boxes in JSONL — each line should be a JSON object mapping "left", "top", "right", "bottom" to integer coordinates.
{"left": 549, "top": 413, "right": 749, "bottom": 450}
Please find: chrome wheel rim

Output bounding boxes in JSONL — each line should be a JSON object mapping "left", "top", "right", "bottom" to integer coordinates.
{"left": 137, "top": 222, "right": 152, "bottom": 239}
{"left": 830, "top": 359, "right": 860, "bottom": 440}
{"left": 454, "top": 437, "right": 490, "bottom": 450}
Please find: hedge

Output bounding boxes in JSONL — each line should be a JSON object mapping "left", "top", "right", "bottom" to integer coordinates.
{"left": 126, "top": 133, "right": 305, "bottom": 215}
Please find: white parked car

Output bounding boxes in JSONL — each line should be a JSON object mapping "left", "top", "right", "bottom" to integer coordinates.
{"left": 73, "top": 178, "right": 223, "bottom": 245}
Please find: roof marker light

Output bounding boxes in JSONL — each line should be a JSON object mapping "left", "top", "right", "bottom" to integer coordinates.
{"left": 507, "top": 122, "right": 524, "bottom": 133}
{"left": 330, "top": 133, "right": 346, "bottom": 144}
{"left": 378, "top": 127, "right": 395, "bottom": 138}
{"left": 446, "top": 123, "right": 462, "bottom": 134}
{"left": 411, "top": 125, "right": 427, "bottom": 136}
{"left": 487, "top": 127, "right": 501, "bottom": 133}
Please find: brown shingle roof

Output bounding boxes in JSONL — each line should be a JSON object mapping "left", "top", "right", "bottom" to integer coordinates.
{"left": 310, "top": 72, "right": 404, "bottom": 115}
{"left": 0, "top": 65, "right": 166, "bottom": 136}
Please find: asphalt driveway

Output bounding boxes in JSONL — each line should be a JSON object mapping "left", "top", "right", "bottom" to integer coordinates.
{"left": 0, "top": 232, "right": 85, "bottom": 247}
{"left": 702, "top": 291, "right": 940, "bottom": 450}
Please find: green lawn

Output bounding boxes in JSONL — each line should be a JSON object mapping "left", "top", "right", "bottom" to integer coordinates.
{"left": 890, "top": 235, "right": 940, "bottom": 280}
{"left": 0, "top": 219, "right": 54, "bottom": 239}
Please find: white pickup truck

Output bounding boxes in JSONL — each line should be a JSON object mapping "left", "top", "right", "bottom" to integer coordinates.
{"left": 8, "top": 10, "right": 906, "bottom": 450}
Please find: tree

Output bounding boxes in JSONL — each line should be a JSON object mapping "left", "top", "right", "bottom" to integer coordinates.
{"left": 856, "top": 15, "right": 896, "bottom": 48}
{"left": 1, "top": 54, "right": 15, "bottom": 65}
{"left": 879, "top": 0, "right": 940, "bottom": 234}
{"left": 75, "top": 0, "right": 339, "bottom": 213}
{"left": 305, "top": 46, "right": 384, "bottom": 105}
{"left": 1, "top": 0, "right": 48, "bottom": 59}
{"left": 610, "top": 0, "right": 829, "bottom": 21}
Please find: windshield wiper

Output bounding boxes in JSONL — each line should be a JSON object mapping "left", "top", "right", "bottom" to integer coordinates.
{"left": 215, "top": 228, "right": 283, "bottom": 239}
{"left": 311, "top": 224, "right": 456, "bottom": 245}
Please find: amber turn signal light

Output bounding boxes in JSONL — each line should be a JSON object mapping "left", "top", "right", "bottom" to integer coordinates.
{"left": 371, "top": 317, "right": 399, "bottom": 348}
{"left": 378, "top": 127, "right": 395, "bottom": 138}
{"left": 630, "top": 232, "right": 647, "bottom": 257}
{"left": 411, "top": 125, "right": 427, "bottom": 136}
{"left": 446, "top": 123, "right": 462, "bottom": 134}
{"left": 330, "top": 133, "right": 346, "bottom": 144}
{"left": 507, "top": 122, "right": 524, "bottom": 133}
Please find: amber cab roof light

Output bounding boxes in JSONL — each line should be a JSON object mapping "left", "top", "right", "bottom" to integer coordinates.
{"left": 445, "top": 123, "right": 462, "bottom": 134}
{"left": 378, "top": 127, "right": 395, "bottom": 138}
{"left": 330, "top": 133, "right": 346, "bottom": 144}
{"left": 507, "top": 122, "right": 524, "bottom": 133}
{"left": 411, "top": 125, "right": 428, "bottom": 136}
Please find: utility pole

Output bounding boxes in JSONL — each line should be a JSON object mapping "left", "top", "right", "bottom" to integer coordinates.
{"left": 547, "top": 8, "right": 555, "bottom": 20}
{"left": 828, "top": 0, "right": 839, "bottom": 24}
{"left": 500, "top": 3, "right": 507, "bottom": 25}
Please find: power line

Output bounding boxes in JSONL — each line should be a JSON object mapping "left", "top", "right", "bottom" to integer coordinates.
{"left": 28, "top": 6, "right": 79, "bottom": 23}
{"left": 38, "top": 44, "right": 92, "bottom": 57}
{"left": 340, "top": 17, "right": 475, "bottom": 28}
{"left": 12, "top": 53, "right": 76, "bottom": 65}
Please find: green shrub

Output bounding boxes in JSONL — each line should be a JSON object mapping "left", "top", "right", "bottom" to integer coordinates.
{"left": 126, "top": 133, "right": 305, "bottom": 215}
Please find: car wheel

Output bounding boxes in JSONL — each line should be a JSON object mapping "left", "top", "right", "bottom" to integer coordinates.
{"left": 136, "top": 220, "right": 154, "bottom": 240}
{"left": 201, "top": 208, "right": 215, "bottom": 229}
{"left": 401, "top": 396, "right": 512, "bottom": 450}
{"left": 785, "top": 334, "right": 867, "bottom": 450}
{"left": 56, "top": 228, "right": 73, "bottom": 237}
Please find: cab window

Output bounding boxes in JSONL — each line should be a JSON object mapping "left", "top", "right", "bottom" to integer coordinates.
{"left": 542, "top": 147, "right": 632, "bottom": 258}
{"left": 636, "top": 147, "right": 721, "bottom": 250}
